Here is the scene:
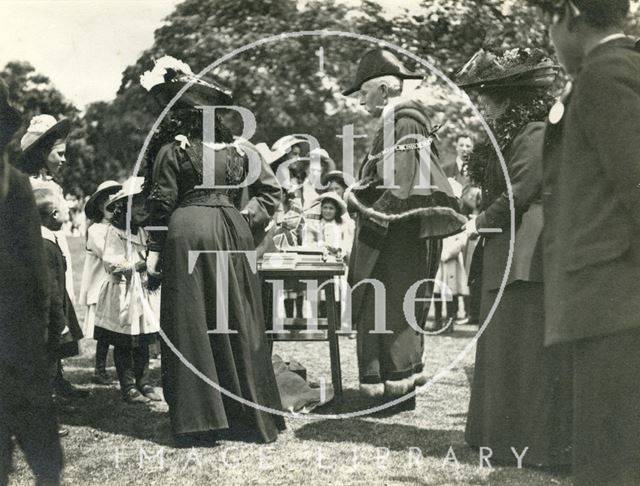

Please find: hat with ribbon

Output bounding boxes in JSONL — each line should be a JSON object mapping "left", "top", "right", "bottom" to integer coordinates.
{"left": 85, "top": 180, "right": 122, "bottom": 220}
{"left": 140, "top": 55, "right": 233, "bottom": 109}
{"left": 456, "top": 48, "right": 559, "bottom": 90}
{"left": 342, "top": 48, "right": 423, "bottom": 96}
{"left": 106, "top": 177, "right": 145, "bottom": 211}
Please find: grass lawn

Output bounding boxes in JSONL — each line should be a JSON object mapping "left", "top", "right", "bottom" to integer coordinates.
{"left": 8, "top": 236, "right": 572, "bottom": 485}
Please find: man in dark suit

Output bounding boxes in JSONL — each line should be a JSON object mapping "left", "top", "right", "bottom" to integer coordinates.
{"left": 541, "top": 1, "right": 640, "bottom": 484}
{"left": 442, "top": 133, "right": 473, "bottom": 188}
{"left": 0, "top": 81, "right": 63, "bottom": 484}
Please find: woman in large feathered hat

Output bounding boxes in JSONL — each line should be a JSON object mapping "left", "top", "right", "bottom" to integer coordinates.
{"left": 457, "top": 47, "right": 573, "bottom": 468}
{"left": 140, "top": 56, "right": 285, "bottom": 446}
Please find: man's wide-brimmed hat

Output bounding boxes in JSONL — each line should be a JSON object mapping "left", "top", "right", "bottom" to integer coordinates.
{"left": 455, "top": 48, "right": 559, "bottom": 90}
{"left": 140, "top": 55, "right": 233, "bottom": 109}
{"left": 342, "top": 48, "right": 423, "bottom": 96}
{"left": 106, "top": 177, "right": 145, "bottom": 211}
{"left": 85, "top": 180, "right": 122, "bottom": 220}
{"left": 19, "top": 114, "right": 71, "bottom": 158}
{"left": 0, "top": 79, "right": 21, "bottom": 147}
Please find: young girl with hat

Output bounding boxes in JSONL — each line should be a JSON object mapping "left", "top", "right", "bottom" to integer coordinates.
{"left": 18, "top": 114, "right": 77, "bottom": 304}
{"left": 78, "top": 180, "right": 122, "bottom": 384}
{"left": 94, "top": 177, "right": 160, "bottom": 403}
{"left": 308, "top": 192, "right": 350, "bottom": 257}
{"left": 306, "top": 192, "right": 353, "bottom": 324}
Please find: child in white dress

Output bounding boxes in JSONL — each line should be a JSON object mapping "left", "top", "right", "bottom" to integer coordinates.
{"left": 94, "top": 177, "right": 160, "bottom": 404}
{"left": 306, "top": 192, "right": 352, "bottom": 323}
{"left": 78, "top": 180, "right": 121, "bottom": 384}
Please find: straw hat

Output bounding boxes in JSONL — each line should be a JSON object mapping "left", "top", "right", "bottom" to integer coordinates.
{"left": 105, "top": 177, "right": 145, "bottom": 211}
{"left": 271, "top": 135, "right": 305, "bottom": 155}
{"left": 84, "top": 180, "right": 122, "bottom": 220}
{"left": 315, "top": 191, "right": 347, "bottom": 216}
{"left": 17, "top": 115, "right": 70, "bottom": 173}
{"left": 321, "top": 170, "right": 348, "bottom": 188}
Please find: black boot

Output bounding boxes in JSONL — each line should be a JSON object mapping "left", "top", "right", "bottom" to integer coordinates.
{"left": 92, "top": 341, "right": 111, "bottom": 385}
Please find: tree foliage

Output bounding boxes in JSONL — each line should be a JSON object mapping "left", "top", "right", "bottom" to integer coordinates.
{"left": 4, "top": 0, "right": 639, "bottom": 195}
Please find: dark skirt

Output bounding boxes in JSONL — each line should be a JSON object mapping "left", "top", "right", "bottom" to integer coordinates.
{"left": 93, "top": 327, "right": 157, "bottom": 348}
{"left": 465, "top": 280, "right": 573, "bottom": 466}
{"left": 573, "top": 328, "right": 640, "bottom": 486}
{"left": 160, "top": 205, "right": 285, "bottom": 442}
{"left": 356, "top": 219, "right": 442, "bottom": 383}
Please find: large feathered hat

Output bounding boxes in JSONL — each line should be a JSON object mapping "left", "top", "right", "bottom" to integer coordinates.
{"left": 455, "top": 48, "right": 559, "bottom": 90}
{"left": 140, "top": 55, "right": 233, "bottom": 109}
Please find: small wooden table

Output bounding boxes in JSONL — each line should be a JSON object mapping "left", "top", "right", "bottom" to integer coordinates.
{"left": 259, "top": 264, "right": 345, "bottom": 402}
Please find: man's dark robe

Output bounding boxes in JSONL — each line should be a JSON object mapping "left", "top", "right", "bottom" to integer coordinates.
{"left": 347, "top": 98, "right": 465, "bottom": 383}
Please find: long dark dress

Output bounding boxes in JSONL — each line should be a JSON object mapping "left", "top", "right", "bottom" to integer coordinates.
{"left": 465, "top": 123, "right": 572, "bottom": 466}
{"left": 147, "top": 138, "right": 284, "bottom": 442}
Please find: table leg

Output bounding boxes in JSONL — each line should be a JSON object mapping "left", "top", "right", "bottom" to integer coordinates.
{"left": 326, "top": 280, "right": 343, "bottom": 402}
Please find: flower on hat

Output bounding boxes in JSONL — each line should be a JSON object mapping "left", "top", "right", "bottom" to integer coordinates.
{"left": 26, "top": 114, "right": 58, "bottom": 135}
{"left": 456, "top": 47, "right": 557, "bottom": 89}
{"left": 140, "top": 55, "right": 194, "bottom": 92}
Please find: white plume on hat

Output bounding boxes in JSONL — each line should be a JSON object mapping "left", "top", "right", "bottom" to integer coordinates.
{"left": 140, "top": 55, "right": 194, "bottom": 92}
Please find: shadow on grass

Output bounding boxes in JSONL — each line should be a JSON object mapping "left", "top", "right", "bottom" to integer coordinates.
{"left": 58, "top": 385, "right": 173, "bottom": 446}
{"left": 58, "top": 360, "right": 173, "bottom": 446}
{"left": 295, "top": 417, "right": 475, "bottom": 463}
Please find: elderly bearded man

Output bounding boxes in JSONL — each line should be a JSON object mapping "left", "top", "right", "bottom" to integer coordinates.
{"left": 342, "top": 49, "right": 465, "bottom": 408}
